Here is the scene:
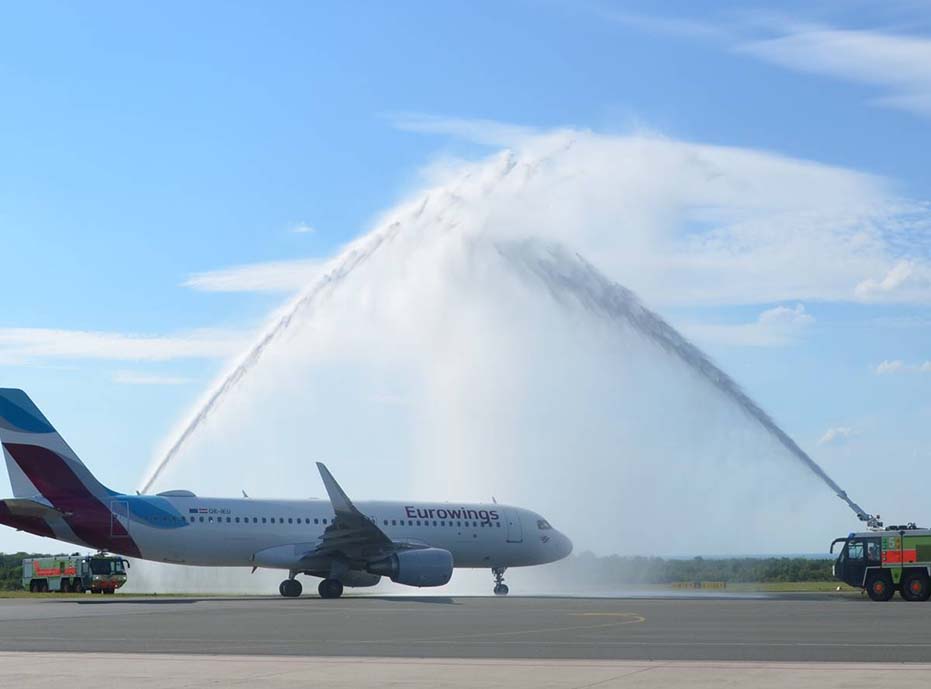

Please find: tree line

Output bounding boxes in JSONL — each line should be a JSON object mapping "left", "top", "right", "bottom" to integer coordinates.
{"left": 1, "top": 551, "right": 834, "bottom": 591}
{"left": 0, "top": 553, "right": 52, "bottom": 590}
{"left": 539, "top": 552, "right": 834, "bottom": 587}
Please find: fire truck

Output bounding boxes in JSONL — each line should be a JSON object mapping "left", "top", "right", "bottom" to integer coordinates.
{"left": 22, "top": 553, "right": 130, "bottom": 594}
{"left": 832, "top": 523, "right": 931, "bottom": 601}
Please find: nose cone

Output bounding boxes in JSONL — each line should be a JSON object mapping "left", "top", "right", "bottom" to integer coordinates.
{"left": 554, "top": 531, "right": 573, "bottom": 561}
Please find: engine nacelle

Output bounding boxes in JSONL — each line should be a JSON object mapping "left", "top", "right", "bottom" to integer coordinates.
{"left": 366, "top": 547, "right": 453, "bottom": 587}
{"left": 338, "top": 571, "right": 381, "bottom": 588}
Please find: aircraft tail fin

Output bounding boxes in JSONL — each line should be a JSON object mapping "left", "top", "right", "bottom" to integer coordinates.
{"left": 0, "top": 388, "right": 114, "bottom": 501}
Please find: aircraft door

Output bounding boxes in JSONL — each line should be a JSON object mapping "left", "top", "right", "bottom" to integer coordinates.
{"left": 504, "top": 509, "right": 523, "bottom": 543}
{"left": 110, "top": 500, "right": 131, "bottom": 538}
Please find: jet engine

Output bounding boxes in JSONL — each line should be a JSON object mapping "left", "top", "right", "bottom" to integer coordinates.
{"left": 365, "top": 547, "right": 454, "bottom": 587}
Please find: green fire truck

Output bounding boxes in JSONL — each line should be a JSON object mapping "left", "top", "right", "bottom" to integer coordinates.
{"left": 832, "top": 524, "right": 931, "bottom": 601}
{"left": 22, "top": 553, "right": 130, "bottom": 594}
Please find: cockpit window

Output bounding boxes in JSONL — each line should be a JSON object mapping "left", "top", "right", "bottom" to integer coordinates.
{"left": 537, "top": 519, "right": 553, "bottom": 530}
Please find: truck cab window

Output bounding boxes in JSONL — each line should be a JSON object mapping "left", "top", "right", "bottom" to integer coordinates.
{"left": 847, "top": 541, "right": 864, "bottom": 561}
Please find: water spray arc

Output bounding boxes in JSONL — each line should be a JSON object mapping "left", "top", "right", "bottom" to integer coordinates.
{"left": 139, "top": 222, "right": 403, "bottom": 494}
{"left": 140, "top": 139, "right": 875, "bottom": 527}
{"left": 498, "top": 239, "right": 874, "bottom": 524}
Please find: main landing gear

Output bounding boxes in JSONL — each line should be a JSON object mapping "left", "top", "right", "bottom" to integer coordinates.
{"left": 492, "top": 567, "right": 509, "bottom": 596}
{"left": 279, "top": 577, "right": 344, "bottom": 598}
{"left": 279, "top": 578, "right": 302, "bottom": 598}
{"left": 318, "top": 578, "right": 344, "bottom": 599}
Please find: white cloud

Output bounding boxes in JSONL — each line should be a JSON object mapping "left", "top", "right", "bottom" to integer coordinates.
{"left": 390, "top": 112, "right": 540, "bottom": 147}
{"left": 601, "top": 10, "right": 733, "bottom": 41}
{"left": 855, "top": 260, "right": 924, "bottom": 300}
{"left": 875, "top": 359, "right": 931, "bottom": 374}
{"left": 876, "top": 359, "right": 905, "bottom": 374}
{"left": 389, "top": 123, "right": 931, "bottom": 305}
{"left": 818, "top": 426, "right": 857, "bottom": 447}
{"left": 0, "top": 328, "right": 246, "bottom": 364}
{"left": 289, "top": 222, "right": 316, "bottom": 234}
{"left": 738, "top": 27, "right": 931, "bottom": 118}
{"left": 113, "top": 371, "right": 194, "bottom": 385}
{"left": 601, "top": 11, "right": 931, "bottom": 120}
{"left": 683, "top": 304, "right": 815, "bottom": 347}
{"left": 182, "top": 258, "right": 324, "bottom": 294}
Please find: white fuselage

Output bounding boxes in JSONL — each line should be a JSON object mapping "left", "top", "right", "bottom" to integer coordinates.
{"left": 111, "top": 495, "right": 572, "bottom": 571}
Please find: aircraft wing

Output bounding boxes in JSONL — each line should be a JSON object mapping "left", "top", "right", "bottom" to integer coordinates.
{"left": 313, "top": 462, "right": 396, "bottom": 561}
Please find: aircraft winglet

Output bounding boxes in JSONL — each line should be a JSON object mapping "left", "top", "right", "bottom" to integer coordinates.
{"left": 316, "top": 462, "right": 359, "bottom": 517}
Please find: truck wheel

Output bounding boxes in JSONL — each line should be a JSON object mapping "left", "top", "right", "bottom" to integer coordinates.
{"left": 73, "top": 581, "right": 84, "bottom": 594}
{"left": 866, "top": 573, "right": 895, "bottom": 601}
{"left": 901, "top": 572, "right": 930, "bottom": 602}
{"left": 60, "top": 579, "right": 71, "bottom": 593}
{"left": 28, "top": 580, "right": 36, "bottom": 593}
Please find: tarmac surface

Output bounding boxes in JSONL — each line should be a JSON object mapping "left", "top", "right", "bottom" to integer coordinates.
{"left": 1, "top": 592, "right": 931, "bottom": 663}
{"left": 3, "top": 653, "right": 930, "bottom": 689}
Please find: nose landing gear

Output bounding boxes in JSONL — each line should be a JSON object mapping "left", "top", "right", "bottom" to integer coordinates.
{"left": 279, "top": 578, "right": 303, "bottom": 598}
{"left": 492, "top": 567, "right": 509, "bottom": 596}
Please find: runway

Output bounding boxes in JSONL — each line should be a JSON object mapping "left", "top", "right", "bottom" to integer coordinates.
{"left": 0, "top": 592, "right": 929, "bottom": 663}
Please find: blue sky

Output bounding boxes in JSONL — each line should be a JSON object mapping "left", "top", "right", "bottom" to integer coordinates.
{"left": 3, "top": 1, "right": 931, "bottom": 552}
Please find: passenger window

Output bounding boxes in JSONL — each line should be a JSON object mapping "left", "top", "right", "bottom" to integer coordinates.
{"left": 433, "top": 521, "right": 438, "bottom": 527}
{"left": 867, "top": 541, "right": 881, "bottom": 562}
{"left": 253, "top": 517, "right": 258, "bottom": 523}
{"left": 262, "top": 517, "right": 267, "bottom": 524}
{"left": 208, "top": 516, "right": 214, "bottom": 523}
{"left": 226, "top": 517, "right": 231, "bottom": 523}
{"left": 391, "top": 519, "right": 397, "bottom": 526}
{"left": 314, "top": 518, "right": 319, "bottom": 525}
{"left": 288, "top": 518, "right": 293, "bottom": 524}
{"left": 323, "top": 518, "right": 328, "bottom": 525}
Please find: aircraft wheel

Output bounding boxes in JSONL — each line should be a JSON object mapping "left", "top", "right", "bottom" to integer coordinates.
{"left": 494, "top": 584, "right": 509, "bottom": 596}
{"left": 318, "top": 578, "right": 343, "bottom": 599}
{"left": 280, "top": 579, "right": 302, "bottom": 598}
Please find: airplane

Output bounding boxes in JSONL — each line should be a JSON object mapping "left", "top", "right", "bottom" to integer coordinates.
{"left": 0, "top": 388, "right": 572, "bottom": 598}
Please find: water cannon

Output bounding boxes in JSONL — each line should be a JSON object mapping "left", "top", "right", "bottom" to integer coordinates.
{"left": 835, "top": 489, "right": 878, "bottom": 527}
